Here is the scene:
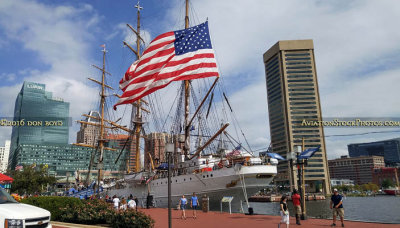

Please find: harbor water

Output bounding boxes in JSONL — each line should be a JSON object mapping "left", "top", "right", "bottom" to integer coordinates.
{"left": 210, "top": 196, "right": 400, "bottom": 224}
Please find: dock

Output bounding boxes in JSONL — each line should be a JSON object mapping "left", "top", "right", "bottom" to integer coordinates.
{"left": 249, "top": 194, "right": 326, "bottom": 202}
{"left": 52, "top": 208, "right": 399, "bottom": 228}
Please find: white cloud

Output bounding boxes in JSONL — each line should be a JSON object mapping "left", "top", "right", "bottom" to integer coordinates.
{"left": 0, "top": 0, "right": 102, "bottom": 143}
{"left": 160, "top": 0, "right": 400, "bottom": 155}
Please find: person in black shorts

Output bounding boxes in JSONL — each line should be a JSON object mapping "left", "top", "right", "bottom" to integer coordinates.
{"left": 330, "top": 188, "right": 345, "bottom": 227}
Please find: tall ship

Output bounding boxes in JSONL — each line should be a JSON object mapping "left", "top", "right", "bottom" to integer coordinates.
{"left": 81, "top": 0, "right": 279, "bottom": 211}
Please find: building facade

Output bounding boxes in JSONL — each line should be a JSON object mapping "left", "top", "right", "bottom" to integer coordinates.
{"left": 330, "top": 179, "right": 355, "bottom": 186}
{"left": 13, "top": 144, "right": 124, "bottom": 177}
{"left": 76, "top": 111, "right": 101, "bottom": 146}
{"left": 9, "top": 81, "right": 70, "bottom": 169}
{"left": 263, "top": 40, "right": 330, "bottom": 193}
{"left": 144, "top": 133, "right": 185, "bottom": 171}
{"left": 348, "top": 138, "right": 400, "bottom": 166}
{"left": 372, "top": 167, "right": 400, "bottom": 187}
{"left": 0, "top": 140, "right": 11, "bottom": 173}
{"left": 328, "top": 156, "right": 385, "bottom": 185}
{"left": 105, "top": 134, "right": 136, "bottom": 173}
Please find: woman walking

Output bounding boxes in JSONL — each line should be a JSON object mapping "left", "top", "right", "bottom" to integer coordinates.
{"left": 180, "top": 195, "right": 187, "bottom": 219}
{"left": 279, "top": 195, "right": 290, "bottom": 228}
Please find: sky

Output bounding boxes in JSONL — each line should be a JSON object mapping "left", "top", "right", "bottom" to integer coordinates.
{"left": 0, "top": 0, "right": 399, "bottom": 159}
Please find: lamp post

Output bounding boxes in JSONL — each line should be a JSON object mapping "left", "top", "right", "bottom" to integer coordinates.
{"left": 165, "top": 143, "right": 174, "bottom": 228}
{"left": 296, "top": 141, "right": 307, "bottom": 220}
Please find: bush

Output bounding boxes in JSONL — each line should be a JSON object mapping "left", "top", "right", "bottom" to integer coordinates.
{"left": 21, "top": 196, "right": 83, "bottom": 221}
{"left": 59, "top": 199, "right": 113, "bottom": 225}
{"left": 109, "top": 209, "right": 155, "bottom": 228}
{"left": 21, "top": 197, "right": 154, "bottom": 227}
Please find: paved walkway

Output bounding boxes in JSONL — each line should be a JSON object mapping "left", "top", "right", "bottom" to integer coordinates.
{"left": 143, "top": 208, "right": 399, "bottom": 228}
{"left": 52, "top": 208, "right": 399, "bottom": 228}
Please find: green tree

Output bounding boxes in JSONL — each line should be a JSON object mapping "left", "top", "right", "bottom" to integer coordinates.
{"left": 10, "top": 164, "right": 56, "bottom": 195}
{"left": 381, "top": 179, "right": 393, "bottom": 189}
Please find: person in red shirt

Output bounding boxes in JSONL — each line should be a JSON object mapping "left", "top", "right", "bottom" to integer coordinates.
{"left": 292, "top": 189, "right": 302, "bottom": 225}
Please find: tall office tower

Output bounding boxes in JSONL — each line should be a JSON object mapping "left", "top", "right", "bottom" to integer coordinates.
{"left": 76, "top": 111, "right": 102, "bottom": 146}
{"left": 0, "top": 140, "right": 11, "bottom": 173}
{"left": 9, "top": 81, "right": 70, "bottom": 169}
{"left": 263, "top": 40, "right": 330, "bottom": 194}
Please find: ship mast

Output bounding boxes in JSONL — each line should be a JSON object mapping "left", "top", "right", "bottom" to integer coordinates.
{"left": 183, "top": 0, "right": 191, "bottom": 157}
{"left": 123, "top": 0, "right": 146, "bottom": 173}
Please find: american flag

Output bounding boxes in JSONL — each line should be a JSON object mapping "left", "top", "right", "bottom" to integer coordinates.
{"left": 15, "top": 164, "right": 23, "bottom": 171}
{"left": 114, "top": 21, "right": 219, "bottom": 110}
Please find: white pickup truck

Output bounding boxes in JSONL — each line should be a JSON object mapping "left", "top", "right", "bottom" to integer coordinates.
{"left": 0, "top": 188, "right": 52, "bottom": 228}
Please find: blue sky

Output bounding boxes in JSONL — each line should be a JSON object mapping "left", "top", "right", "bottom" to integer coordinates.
{"left": 1, "top": 0, "right": 400, "bottom": 159}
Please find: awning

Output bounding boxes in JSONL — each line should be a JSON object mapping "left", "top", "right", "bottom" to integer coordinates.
{"left": 0, "top": 173, "right": 13, "bottom": 183}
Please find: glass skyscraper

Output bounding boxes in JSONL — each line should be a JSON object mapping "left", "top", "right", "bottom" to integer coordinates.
{"left": 348, "top": 138, "right": 400, "bottom": 166}
{"left": 9, "top": 81, "right": 70, "bottom": 169}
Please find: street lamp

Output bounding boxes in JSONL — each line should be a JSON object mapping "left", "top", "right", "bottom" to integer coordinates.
{"left": 165, "top": 143, "right": 174, "bottom": 228}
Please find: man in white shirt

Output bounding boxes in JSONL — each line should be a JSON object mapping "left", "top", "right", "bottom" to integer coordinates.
{"left": 128, "top": 198, "right": 136, "bottom": 209}
{"left": 113, "top": 195, "right": 120, "bottom": 210}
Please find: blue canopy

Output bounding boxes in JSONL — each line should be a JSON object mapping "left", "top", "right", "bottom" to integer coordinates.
{"left": 298, "top": 146, "right": 321, "bottom": 160}
{"left": 156, "top": 163, "right": 174, "bottom": 170}
{"left": 267, "top": 153, "right": 285, "bottom": 160}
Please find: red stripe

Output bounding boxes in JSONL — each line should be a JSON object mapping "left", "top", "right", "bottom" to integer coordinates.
{"left": 167, "top": 53, "right": 215, "bottom": 67}
{"left": 149, "top": 31, "right": 174, "bottom": 44}
{"left": 142, "top": 39, "right": 175, "bottom": 56}
{"left": 157, "top": 62, "right": 218, "bottom": 80}
{"left": 136, "top": 47, "right": 175, "bottom": 71}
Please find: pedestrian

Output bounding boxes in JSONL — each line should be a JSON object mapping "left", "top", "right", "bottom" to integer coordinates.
{"left": 112, "top": 195, "right": 120, "bottom": 210}
{"left": 292, "top": 189, "right": 302, "bottom": 225}
{"left": 134, "top": 196, "right": 139, "bottom": 211}
{"left": 120, "top": 197, "right": 127, "bottom": 210}
{"left": 128, "top": 196, "right": 136, "bottom": 209}
{"left": 278, "top": 195, "right": 289, "bottom": 228}
{"left": 180, "top": 195, "right": 187, "bottom": 219}
{"left": 191, "top": 192, "right": 199, "bottom": 219}
{"left": 330, "top": 188, "right": 345, "bottom": 227}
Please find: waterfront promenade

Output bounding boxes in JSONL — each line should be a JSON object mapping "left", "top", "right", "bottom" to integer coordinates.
{"left": 52, "top": 208, "right": 399, "bottom": 228}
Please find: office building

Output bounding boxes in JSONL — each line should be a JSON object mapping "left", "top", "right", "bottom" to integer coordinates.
{"left": 328, "top": 156, "right": 385, "bottom": 185}
{"left": 9, "top": 81, "right": 70, "bottom": 169}
{"left": 105, "top": 134, "right": 136, "bottom": 173}
{"left": 144, "top": 133, "right": 185, "bottom": 171}
{"left": 13, "top": 144, "right": 124, "bottom": 177}
{"left": 0, "top": 140, "right": 11, "bottom": 173}
{"left": 348, "top": 138, "right": 400, "bottom": 166}
{"left": 76, "top": 111, "right": 101, "bottom": 146}
{"left": 263, "top": 40, "right": 330, "bottom": 193}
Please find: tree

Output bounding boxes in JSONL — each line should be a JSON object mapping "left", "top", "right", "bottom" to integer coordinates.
{"left": 381, "top": 179, "right": 394, "bottom": 189}
{"left": 9, "top": 164, "right": 56, "bottom": 195}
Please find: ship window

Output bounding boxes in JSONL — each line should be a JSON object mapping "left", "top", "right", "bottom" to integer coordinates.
{"left": 203, "top": 175, "right": 205, "bottom": 178}
{"left": 184, "top": 179, "right": 186, "bottom": 181}
{"left": 207, "top": 175, "right": 209, "bottom": 177}
{"left": 203, "top": 161, "right": 205, "bottom": 164}
{"left": 210, "top": 174, "right": 213, "bottom": 177}
{"left": 176, "top": 180, "right": 177, "bottom": 182}
{"left": 190, "top": 178, "right": 192, "bottom": 180}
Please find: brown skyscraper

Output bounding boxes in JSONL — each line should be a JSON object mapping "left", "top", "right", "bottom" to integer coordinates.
{"left": 76, "top": 111, "right": 102, "bottom": 146}
{"left": 263, "top": 40, "right": 331, "bottom": 194}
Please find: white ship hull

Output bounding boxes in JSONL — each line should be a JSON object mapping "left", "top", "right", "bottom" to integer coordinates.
{"left": 106, "top": 164, "right": 276, "bottom": 210}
